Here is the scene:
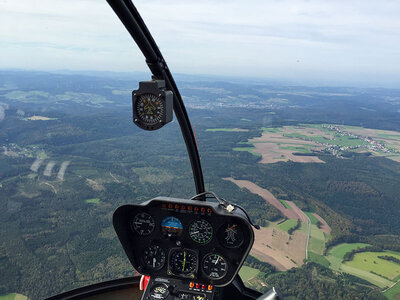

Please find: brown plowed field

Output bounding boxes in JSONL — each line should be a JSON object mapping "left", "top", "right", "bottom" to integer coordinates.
{"left": 223, "top": 178, "right": 308, "bottom": 270}
{"left": 251, "top": 226, "right": 306, "bottom": 271}
{"left": 223, "top": 178, "right": 299, "bottom": 219}
{"left": 285, "top": 201, "right": 308, "bottom": 223}
{"left": 313, "top": 213, "right": 332, "bottom": 234}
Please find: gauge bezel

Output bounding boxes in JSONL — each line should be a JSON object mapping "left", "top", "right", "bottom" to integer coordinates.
{"left": 142, "top": 244, "right": 166, "bottom": 271}
{"left": 149, "top": 283, "right": 169, "bottom": 300}
{"left": 167, "top": 248, "right": 198, "bottom": 278}
{"left": 202, "top": 253, "right": 228, "bottom": 280}
{"left": 218, "top": 222, "right": 244, "bottom": 248}
{"left": 189, "top": 219, "right": 213, "bottom": 244}
{"left": 161, "top": 216, "right": 183, "bottom": 238}
{"left": 131, "top": 212, "right": 155, "bottom": 236}
{"left": 132, "top": 80, "right": 173, "bottom": 131}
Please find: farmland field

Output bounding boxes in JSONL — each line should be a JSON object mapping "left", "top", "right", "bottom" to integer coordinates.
{"left": 235, "top": 124, "right": 400, "bottom": 163}
{"left": 85, "top": 198, "right": 100, "bottom": 204}
{"left": 384, "top": 281, "right": 400, "bottom": 300}
{"left": 328, "top": 243, "right": 370, "bottom": 259}
{"left": 277, "top": 219, "right": 298, "bottom": 232}
{"left": 344, "top": 251, "right": 400, "bottom": 281}
{"left": 0, "top": 294, "right": 27, "bottom": 300}
{"left": 239, "top": 266, "right": 260, "bottom": 281}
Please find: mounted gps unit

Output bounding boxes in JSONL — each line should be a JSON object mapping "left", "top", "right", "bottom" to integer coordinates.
{"left": 132, "top": 80, "right": 173, "bottom": 130}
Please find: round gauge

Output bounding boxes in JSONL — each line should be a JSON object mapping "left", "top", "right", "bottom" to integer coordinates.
{"left": 189, "top": 219, "right": 213, "bottom": 244}
{"left": 161, "top": 216, "right": 183, "bottom": 238}
{"left": 202, "top": 254, "right": 228, "bottom": 280}
{"left": 219, "top": 223, "right": 244, "bottom": 248}
{"left": 143, "top": 245, "right": 166, "bottom": 270}
{"left": 149, "top": 283, "right": 169, "bottom": 300}
{"left": 131, "top": 212, "right": 155, "bottom": 236}
{"left": 169, "top": 249, "right": 197, "bottom": 276}
{"left": 135, "top": 93, "right": 164, "bottom": 125}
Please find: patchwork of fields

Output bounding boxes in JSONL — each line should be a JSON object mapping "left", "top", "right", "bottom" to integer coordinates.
{"left": 226, "top": 124, "right": 400, "bottom": 163}
{"left": 226, "top": 176, "right": 400, "bottom": 299}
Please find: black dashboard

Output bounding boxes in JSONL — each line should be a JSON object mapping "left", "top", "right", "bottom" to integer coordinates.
{"left": 113, "top": 197, "right": 254, "bottom": 299}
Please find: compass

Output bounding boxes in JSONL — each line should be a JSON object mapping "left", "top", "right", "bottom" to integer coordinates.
{"left": 132, "top": 80, "right": 173, "bottom": 130}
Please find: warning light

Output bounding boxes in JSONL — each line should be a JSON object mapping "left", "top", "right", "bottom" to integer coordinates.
{"left": 208, "top": 285, "right": 213, "bottom": 291}
{"left": 201, "top": 207, "right": 206, "bottom": 213}
{"left": 189, "top": 282, "right": 194, "bottom": 288}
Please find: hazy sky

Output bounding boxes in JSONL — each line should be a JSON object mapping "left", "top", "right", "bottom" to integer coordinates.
{"left": 1, "top": 0, "right": 400, "bottom": 86}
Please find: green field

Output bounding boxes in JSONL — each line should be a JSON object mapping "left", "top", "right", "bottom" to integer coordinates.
{"left": 232, "top": 147, "right": 262, "bottom": 157}
{"left": 384, "top": 281, "right": 400, "bottom": 300}
{"left": 0, "top": 294, "right": 27, "bottom": 300}
{"left": 344, "top": 251, "right": 400, "bottom": 281}
{"left": 206, "top": 128, "right": 243, "bottom": 132}
{"left": 239, "top": 266, "right": 260, "bottom": 281}
{"left": 279, "top": 200, "right": 291, "bottom": 209}
{"left": 308, "top": 252, "right": 330, "bottom": 268}
{"left": 85, "top": 198, "right": 100, "bottom": 204}
{"left": 277, "top": 219, "right": 298, "bottom": 232}
{"left": 278, "top": 145, "right": 311, "bottom": 153}
{"left": 304, "top": 212, "right": 319, "bottom": 225}
{"left": 340, "top": 264, "right": 392, "bottom": 288}
{"left": 328, "top": 243, "right": 370, "bottom": 259}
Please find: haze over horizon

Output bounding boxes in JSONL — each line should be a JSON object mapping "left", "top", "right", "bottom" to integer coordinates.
{"left": 1, "top": 0, "right": 400, "bottom": 88}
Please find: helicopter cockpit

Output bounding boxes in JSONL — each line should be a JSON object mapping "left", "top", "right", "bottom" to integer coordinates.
{"left": 114, "top": 196, "right": 254, "bottom": 300}
{"left": 46, "top": 0, "right": 282, "bottom": 299}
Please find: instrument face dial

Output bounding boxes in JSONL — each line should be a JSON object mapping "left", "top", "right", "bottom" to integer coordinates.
{"left": 219, "top": 223, "right": 244, "bottom": 248}
{"left": 149, "top": 283, "right": 169, "bottom": 300}
{"left": 136, "top": 93, "right": 164, "bottom": 125}
{"left": 161, "top": 216, "right": 183, "bottom": 238}
{"left": 169, "top": 249, "right": 197, "bottom": 276}
{"left": 189, "top": 219, "right": 213, "bottom": 244}
{"left": 131, "top": 212, "right": 155, "bottom": 236}
{"left": 202, "top": 254, "right": 228, "bottom": 280}
{"left": 143, "top": 245, "right": 166, "bottom": 270}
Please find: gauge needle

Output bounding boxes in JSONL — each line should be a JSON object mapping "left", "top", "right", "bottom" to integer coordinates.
{"left": 182, "top": 251, "right": 187, "bottom": 271}
{"left": 153, "top": 257, "right": 156, "bottom": 268}
{"left": 192, "top": 231, "right": 199, "bottom": 234}
{"left": 215, "top": 256, "right": 219, "bottom": 265}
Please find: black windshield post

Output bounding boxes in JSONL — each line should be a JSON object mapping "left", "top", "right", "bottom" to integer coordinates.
{"left": 106, "top": 0, "right": 206, "bottom": 198}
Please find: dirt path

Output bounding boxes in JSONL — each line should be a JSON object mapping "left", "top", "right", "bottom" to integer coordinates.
{"left": 40, "top": 182, "right": 57, "bottom": 194}
{"left": 223, "top": 177, "right": 300, "bottom": 219}
{"left": 313, "top": 213, "right": 332, "bottom": 234}
{"left": 285, "top": 201, "right": 308, "bottom": 223}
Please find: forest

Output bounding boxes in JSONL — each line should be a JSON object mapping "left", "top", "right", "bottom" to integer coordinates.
{"left": 1, "top": 70, "right": 400, "bottom": 299}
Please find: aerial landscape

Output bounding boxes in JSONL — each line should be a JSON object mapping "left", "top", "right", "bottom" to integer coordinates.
{"left": 1, "top": 70, "right": 400, "bottom": 299}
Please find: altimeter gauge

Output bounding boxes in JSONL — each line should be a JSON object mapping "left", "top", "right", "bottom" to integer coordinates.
{"left": 132, "top": 80, "right": 173, "bottom": 130}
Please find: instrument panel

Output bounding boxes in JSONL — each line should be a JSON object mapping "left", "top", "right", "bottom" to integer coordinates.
{"left": 113, "top": 197, "right": 254, "bottom": 287}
